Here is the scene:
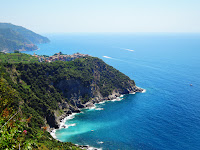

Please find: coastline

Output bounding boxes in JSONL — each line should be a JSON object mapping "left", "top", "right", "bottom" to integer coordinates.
{"left": 50, "top": 112, "right": 102, "bottom": 150}
{"left": 50, "top": 86, "right": 145, "bottom": 149}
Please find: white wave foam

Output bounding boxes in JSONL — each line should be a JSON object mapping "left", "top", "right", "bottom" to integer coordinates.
{"left": 103, "top": 55, "right": 130, "bottom": 63}
{"left": 75, "top": 144, "right": 102, "bottom": 150}
{"left": 142, "top": 89, "right": 146, "bottom": 93}
{"left": 120, "top": 94, "right": 124, "bottom": 97}
{"left": 98, "top": 100, "right": 107, "bottom": 104}
{"left": 129, "top": 92, "right": 136, "bottom": 94}
{"left": 117, "top": 97, "right": 123, "bottom": 101}
{"left": 86, "top": 105, "right": 96, "bottom": 110}
{"left": 66, "top": 113, "right": 77, "bottom": 120}
{"left": 120, "top": 48, "right": 134, "bottom": 52}
{"left": 50, "top": 129, "right": 57, "bottom": 139}
{"left": 50, "top": 114, "right": 78, "bottom": 139}
{"left": 88, "top": 147, "right": 102, "bottom": 150}
{"left": 59, "top": 113, "right": 78, "bottom": 129}
{"left": 111, "top": 99, "right": 117, "bottom": 102}
{"left": 64, "top": 123, "right": 76, "bottom": 129}
{"left": 111, "top": 97, "right": 123, "bottom": 102}
{"left": 95, "top": 108, "right": 104, "bottom": 110}
{"left": 84, "top": 105, "right": 103, "bottom": 112}
{"left": 103, "top": 56, "right": 112, "bottom": 59}
{"left": 124, "top": 48, "right": 134, "bottom": 52}
{"left": 97, "top": 141, "right": 104, "bottom": 144}
{"left": 59, "top": 118, "right": 68, "bottom": 129}
{"left": 136, "top": 86, "right": 146, "bottom": 93}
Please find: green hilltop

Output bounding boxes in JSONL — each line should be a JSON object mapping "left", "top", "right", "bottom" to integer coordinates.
{"left": 0, "top": 52, "right": 141, "bottom": 149}
{"left": 0, "top": 52, "right": 38, "bottom": 63}
{"left": 0, "top": 23, "right": 50, "bottom": 52}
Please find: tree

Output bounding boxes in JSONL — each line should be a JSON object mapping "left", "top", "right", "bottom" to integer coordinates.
{"left": 14, "top": 50, "right": 20, "bottom": 53}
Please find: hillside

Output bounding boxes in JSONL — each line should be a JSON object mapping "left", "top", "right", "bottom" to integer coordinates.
{"left": 0, "top": 53, "right": 143, "bottom": 149}
{"left": 0, "top": 52, "right": 38, "bottom": 63}
{"left": 0, "top": 28, "right": 38, "bottom": 52}
{"left": 0, "top": 23, "right": 50, "bottom": 52}
{"left": 0, "top": 23, "right": 50, "bottom": 44}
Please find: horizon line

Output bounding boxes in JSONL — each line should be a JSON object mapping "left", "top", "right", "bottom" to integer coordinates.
{"left": 39, "top": 31, "right": 200, "bottom": 34}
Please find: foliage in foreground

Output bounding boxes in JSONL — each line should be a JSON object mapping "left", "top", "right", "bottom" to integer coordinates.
{"left": 0, "top": 65, "right": 80, "bottom": 149}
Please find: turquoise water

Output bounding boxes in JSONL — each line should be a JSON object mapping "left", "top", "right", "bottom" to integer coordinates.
{"left": 24, "top": 33, "right": 200, "bottom": 150}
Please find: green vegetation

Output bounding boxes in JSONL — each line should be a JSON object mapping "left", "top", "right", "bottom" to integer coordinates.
{"left": 0, "top": 63, "right": 80, "bottom": 149}
{"left": 84, "top": 57, "right": 135, "bottom": 97}
{"left": 0, "top": 52, "right": 38, "bottom": 63}
{"left": 0, "top": 28, "right": 38, "bottom": 52}
{"left": 0, "top": 23, "right": 50, "bottom": 44}
{"left": 0, "top": 23, "right": 50, "bottom": 52}
{"left": 0, "top": 52, "right": 135, "bottom": 149}
{"left": 0, "top": 28, "right": 31, "bottom": 44}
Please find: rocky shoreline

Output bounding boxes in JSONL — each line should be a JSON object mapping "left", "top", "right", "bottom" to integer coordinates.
{"left": 76, "top": 144, "right": 102, "bottom": 150}
{"left": 49, "top": 86, "right": 144, "bottom": 150}
{"left": 53, "top": 86, "right": 144, "bottom": 130}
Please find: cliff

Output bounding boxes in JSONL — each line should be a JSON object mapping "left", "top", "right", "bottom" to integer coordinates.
{"left": 0, "top": 53, "right": 143, "bottom": 149}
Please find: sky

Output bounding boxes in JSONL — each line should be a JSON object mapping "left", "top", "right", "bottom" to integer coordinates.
{"left": 0, "top": 0, "right": 200, "bottom": 33}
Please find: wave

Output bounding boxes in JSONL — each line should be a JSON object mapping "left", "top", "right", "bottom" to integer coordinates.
{"left": 51, "top": 90, "right": 144, "bottom": 145}
{"left": 103, "top": 54, "right": 166, "bottom": 73}
{"left": 59, "top": 118, "right": 68, "bottom": 129}
{"left": 98, "top": 101, "right": 107, "bottom": 104}
{"left": 85, "top": 105, "right": 104, "bottom": 111}
{"left": 66, "top": 113, "right": 77, "bottom": 120}
{"left": 75, "top": 144, "right": 102, "bottom": 150}
{"left": 97, "top": 141, "right": 104, "bottom": 144}
{"left": 103, "top": 56, "right": 112, "bottom": 59}
{"left": 142, "top": 89, "right": 146, "bottom": 93}
{"left": 136, "top": 87, "right": 146, "bottom": 93}
{"left": 112, "top": 46, "right": 134, "bottom": 52}
{"left": 111, "top": 97, "right": 123, "bottom": 102}
{"left": 62, "top": 123, "right": 76, "bottom": 129}
{"left": 102, "top": 56, "right": 129, "bottom": 63}
{"left": 86, "top": 105, "right": 97, "bottom": 110}
{"left": 50, "top": 130, "right": 57, "bottom": 139}
{"left": 129, "top": 92, "right": 136, "bottom": 94}
{"left": 57, "top": 113, "right": 78, "bottom": 130}
{"left": 95, "top": 108, "right": 104, "bottom": 110}
{"left": 122, "top": 48, "right": 134, "bottom": 52}
{"left": 88, "top": 146, "right": 102, "bottom": 150}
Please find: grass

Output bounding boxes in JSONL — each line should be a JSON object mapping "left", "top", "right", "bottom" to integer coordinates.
{"left": 0, "top": 52, "right": 38, "bottom": 63}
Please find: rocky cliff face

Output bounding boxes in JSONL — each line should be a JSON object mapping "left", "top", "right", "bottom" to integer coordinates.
{"left": 9, "top": 56, "right": 143, "bottom": 129}
{"left": 54, "top": 83, "right": 143, "bottom": 129}
{"left": 55, "top": 78, "right": 142, "bottom": 106}
{"left": 55, "top": 79, "right": 92, "bottom": 107}
{"left": 51, "top": 57, "right": 144, "bottom": 128}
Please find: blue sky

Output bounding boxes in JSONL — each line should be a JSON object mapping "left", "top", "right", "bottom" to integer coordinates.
{"left": 0, "top": 0, "right": 200, "bottom": 33}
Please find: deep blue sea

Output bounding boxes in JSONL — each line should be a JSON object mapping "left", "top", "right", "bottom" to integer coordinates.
{"left": 24, "top": 33, "right": 200, "bottom": 150}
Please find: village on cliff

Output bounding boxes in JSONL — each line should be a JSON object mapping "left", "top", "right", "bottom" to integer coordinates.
{"left": 33, "top": 52, "right": 89, "bottom": 62}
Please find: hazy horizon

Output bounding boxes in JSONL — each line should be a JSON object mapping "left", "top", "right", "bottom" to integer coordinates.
{"left": 1, "top": 0, "right": 200, "bottom": 33}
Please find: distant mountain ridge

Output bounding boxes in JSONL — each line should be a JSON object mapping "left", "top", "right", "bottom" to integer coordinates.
{"left": 0, "top": 23, "right": 50, "bottom": 52}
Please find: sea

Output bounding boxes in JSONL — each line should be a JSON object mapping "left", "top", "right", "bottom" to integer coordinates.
{"left": 24, "top": 33, "right": 200, "bottom": 150}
